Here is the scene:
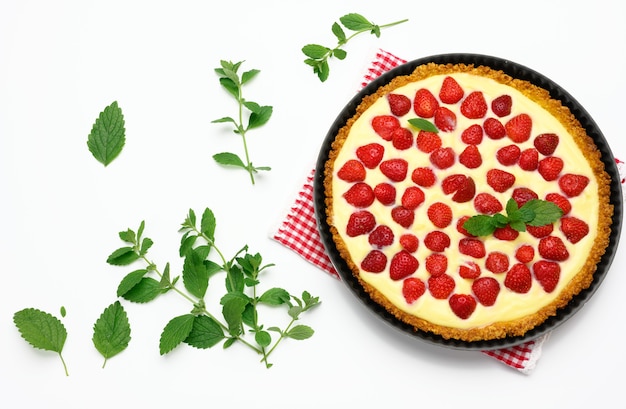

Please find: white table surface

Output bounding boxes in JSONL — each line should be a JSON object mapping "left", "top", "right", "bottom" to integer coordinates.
{"left": 2, "top": 1, "right": 625, "bottom": 408}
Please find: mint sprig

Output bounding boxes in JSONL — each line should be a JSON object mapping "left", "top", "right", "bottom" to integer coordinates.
{"left": 87, "top": 101, "right": 126, "bottom": 166}
{"left": 212, "top": 60, "right": 272, "bottom": 185}
{"left": 302, "top": 13, "right": 408, "bottom": 82}
{"left": 408, "top": 118, "right": 439, "bottom": 133}
{"left": 463, "top": 198, "right": 563, "bottom": 236}
{"left": 106, "top": 208, "right": 320, "bottom": 368}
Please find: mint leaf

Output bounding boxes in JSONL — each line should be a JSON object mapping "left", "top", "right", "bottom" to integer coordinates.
{"left": 339, "top": 13, "right": 374, "bottom": 31}
{"left": 213, "top": 152, "right": 246, "bottom": 168}
{"left": 408, "top": 118, "right": 439, "bottom": 133}
{"left": 184, "top": 315, "right": 225, "bottom": 349}
{"left": 117, "top": 269, "right": 149, "bottom": 297}
{"left": 87, "top": 101, "right": 125, "bottom": 166}
{"left": 258, "top": 288, "right": 290, "bottom": 306}
{"left": 107, "top": 247, "right": 139, "bottom": 266}
{"left": 523, "top": 199, "right": 563, "bottom": 226}
{"left": 286, "top": 325, "right": 315, "bottom": 340}
{"left": 462, "top": 215, "right": 497, "bottom": 236}
{"left": 182, "top": 249, "right": 209, "bottom": 299}
{"left": 160, "top": 314, "right": 195, "bottom": 355}
{"left": 200, "top": 207, "right": 216, "bottom": 242}
{"left": 122, "top": 277, "right": 162, "bottom": 303}
{"left": 92, "top": 301, "right": 131, "bottom": 368}
{"left": 331, "top": 22, "right": 346, "bottom": 42}
{"left": 14, "top": 308, "right": 69, "bottom": 376}
{"left": 302, "top": 44, "right": 330, "bottom": 59}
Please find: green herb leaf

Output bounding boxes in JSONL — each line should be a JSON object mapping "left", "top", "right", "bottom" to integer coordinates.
{"left": 221, "top": 293, "right": 249, "bottom": 336}
{"left": 60, "top": 306, "right": 66, "bottom": 318}
{"left": 331, "top": 22, "right": 346, "bottom": 42}
{"left": 286, "top": 325, "right": 315, "bottom": 340}
{"left": 408, "top": 118, "right": 439, "bottom": 133}
{"left": 213, "top": 152, "right": 246, "bottom": 168}
{"left": 107, "top": 247, "right": 139, "bottom": 266}
{"left": 462, "top": 215, "right": 497, "bottom": 236}
{"left": 14, "top": 308, "right": 69, "bottom": 375}
{"left": 339, "top": 13, "right": 374, "bottom": 31}
{"left": 200, "top": 208, "right": 216, "bottom": 242}
{"left": 255, "top": 330, "right": 271, "bottom": 348}
{"left": 121, "top": 277, "right": 162, "bottom": 303}
{"left": 184, "top": 315, "right": 225, "bottom": 349}
{"left": 247, "top": 105, "right": 273, "bottom": 129}
{"left": 182, "top": 249, "right": 209, "bottom": 299}
{"left": 258, "top": 288, "right": 290, "bottom": 306}
{"left": 117, "top": 269, "right": 148, "bottom": 297}
{"left": 302, "top": 44, "right": 330, "bottom": 59}
{"left": 87, "top": 101, "right": 126, "bottom": 166}
{"left": 160, "top": 314, "right": 195, "bottom": 355}
{"left": 523, "top": 199, "right": 563, "bottom": 226}
{"left": 92, "top": 301, "right": 131, "bottom": 368}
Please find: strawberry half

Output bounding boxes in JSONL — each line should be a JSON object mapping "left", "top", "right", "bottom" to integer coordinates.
{"left": 458, "top": 261, "right": 481, "bottom": 279}
{"left": 472, "top": 277, "right": 500, "bottom": 306}
{"left": 389, "top": 250, "right": 419, "bottom": 280}
{"left": 387, "top": 93, "right": 412, "bottom": 116}
{"left": 402, "top": 277, "right": 426, "bottom": 304}
{"left": 361, "top": 250, "right": 388, "bottom": 273}
{"left": 434, "top": 106, "right": 457, "bottom": 132}
{"left": 449, "top": 294, "right": 477, "bottom": 319}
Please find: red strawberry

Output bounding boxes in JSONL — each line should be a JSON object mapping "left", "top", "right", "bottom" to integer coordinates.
{"left": 494, "top": 225, "right": 520, "bottom": 241}
{"left": 343, "top": 182, "right": 375, "bottom": 207}
{"left": 400, "top": 233, "right": 419, "bottom": 253}
{"left": 560, "top": 217, "right": 589, "bottom": 244}
{"left": 515, "top": 245, "right": 535, "bottom": 263}
{"left": 441, "top": 174, "right": 475, "bottom": 203}
{"left": 368, "top": 225, "right": 395, "bottom": 248}
{"left": 458, "top": 261, "right": 481, "bottom": 279}
{"left": 461, "top": 124, "right": 483, "bottom": 145}
{"left": 533, "top": 260, "right": 561, "bottom": 293}
{"left": 428, "top": 274, "right": 455, "bottom": 299}
{"left": 474, "top": 193, "right": 503, "bottom": 214}
{"left": 526, "top": 223, "right": 554, "bottom": 238}
{"left": 458, "top": 238, "right": 486, "bottom": 258}
{"left": 439, "top": 76, "right": 464, "bottom": 104}
{"left": 337, "top": 159, "right": 366, "bottom": 182}
{"left": 483, "top": 117, "right": 506, "bottom": 139}
{"left": 401, "top": 186, "right": 425, "bottom": 210}
{"left": 538, "top": 236, "right": 570, "bottom": 261}
{"left": 491, "top": 94, "right": 512, "bottom": 117}
{"left": 449, "top": 294, "right": 477, "bottom": 319}
{"left": 424, "top": 231, "right": 451, "bottom": 252}
{"left": 518, "top": 148, "right": 539, "bottom": 171}
{"left": 538, "top": 156, "right": 564, "bottom": 181}
{"left": 391, "top": 206, "right": 415, "bottom": 228}
{"left": 361, "top": 250, "right": 387, "bottom": 273}
{"left": 425, "top": 253, "right": 448, "bottom": 276}
{"left": 356, "top": 143, "right": 385, "bottom": 169}
{"left": 413, "top": 88, "right": 439, "bottom": 118}
{"left": 371, "top": 115, "right": 400, "bottom": 140}
{"left": 390, "top": 250, "right": 419, "bottom": 280}
{"left": 534, "top": 133, "right": 559, "bottom": 156}
{"left": 387, "top": 93, "right": 411, "bottom": 116}
{"left": 504, "top": 263, "right": 532, "bottom": 293}
{"left": 472, "top": 277, "right": 500, "bottom": 306}
{"left": 416, "top": 130, "right": 442, "bottom": 153}
{"left": 487, "top": 168, "right": 515, "bottom": 192}
{"left": 430, "top": 147, "right": 456, "bottom": 169}
{"left": 434, "top": 107, "right": 457, "bottom": 132}
{"left": 373, "top": 182, "right": 396, "bottom": 205}
{"left": 545, "top": 192, "right": 571, "bottom": 215}
{"left": 559, "top": 174, "right": 589, "bottom": 197}
{"left": 402, "top": 277, "right": 426, "bottom": 304}
{"left": 505, "top": 113, "right": 532, "bottom": 143}
{"left": 346, "top": 210, "right": 376, "bottom": 237}
{"left": 512, "top": 187, "right": 538, "bottom": 207}
{"left": 391, "top": 127, "right": 414, "bottom": 150}
{"left": 496, "top": 145, "right": 521, "bottom": 166}
{"left": 459, "top": 145, "right": 482, "bottom": 169}
{"left": 380, "top": 158, "right": 408, "bottom": 181}
{"left": 456, "top": 216, "right": 474, "bottom": 237}
{"left": 486, "top": 251, "right": 510, "bottom": 274}
{"left": 427, "top": 202, "right": 453, "bottom": 228}
{"left": 460, "top": 91, "right": 488, "bottom": 119}
{"left": 442, "top": 174, "right": 466, "bottom": 194}
{"left": 411, "top": 167, "right": 436, "bottom": 187}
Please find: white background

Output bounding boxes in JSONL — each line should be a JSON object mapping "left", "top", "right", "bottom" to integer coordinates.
{"left": 1, "top": 1, "right": 625, "bottom": 408}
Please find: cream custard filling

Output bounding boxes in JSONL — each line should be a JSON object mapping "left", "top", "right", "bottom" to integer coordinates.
{"left": 331, "top": 73, "right": 600, "bottom": 329}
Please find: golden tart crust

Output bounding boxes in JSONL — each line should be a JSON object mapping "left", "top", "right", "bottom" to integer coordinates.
{"left": 324, "top": 62, "right": 613, "bottom": 342}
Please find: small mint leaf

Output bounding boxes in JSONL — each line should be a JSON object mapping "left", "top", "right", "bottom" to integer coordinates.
{"left": 286, "top": 325, "right": 315, "bottom": 340}
{"left": 522, "top": 199, "right": 563, "bottom": 226}
{"left": 159, "top": 314, "right": 195, "bottom": 355}
{"left": 408, "top": 118, "right": 439, "bottom": 133}
{"left": 331, "top": 22, "right": 346, "bottom": 42}
{"left": 241, "top": 69, "right": 260, "bottom": 85}
{"left": 184, "top": 315, "right": 225, "bottom": 349}
{"left": 509, "top": 220, "right": 527, "bottom": 232}
{"left": 107, "top": 247, "right": 139, "bottom": 266}
{"left": 213, "top": 152, "right": 246, "bottom": 168}
{"left": 87, "top": 101, "right": 126, "bottom": 166}
{"left": 339, "top": 13, "right": 373, "bottom": 31}
{"left": 302, "top": 44, "right": 330, "bottom": 59}
{"left": 463, "top": 215, "right": 498, "bottom": 236}
{"left": 92, "top": 301, "right": 131, "bottom": 367}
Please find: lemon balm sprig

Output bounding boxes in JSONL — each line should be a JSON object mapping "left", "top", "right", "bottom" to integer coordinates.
{"left": 302, "top": 13, "right": 408, "bottom": 82}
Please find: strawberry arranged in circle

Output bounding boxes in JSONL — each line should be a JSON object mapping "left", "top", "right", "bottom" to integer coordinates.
{"left": 458, "top": 261, "right": 481, "bottom": 279}
{"left": 411, "top": 167, "right": 436, "bottom": 187}
{"left": 459, "top": 145, "right": 482, "bottom": 169}
{"left": 400, "top": 234, "right": 419, "bottom": 253}
{"left": 485, "top": 251, "right": 509, "bottom": 274}
{"left": 512, "top": 187, "right": 538, "bottom": 207}
{"left": 346, "top": 210, "right": 376, "bottom": 237}
{"left": 424, "top": 231, "right": 451, "bottom": 252}
{"left": 491, "top": 94, "right": 512, "bottom": 117}
{"left": 484, "top": 117, "right": 506, "bottom": 139}
{"left": 505, "top": 113, "right": 532, "bottom": 142}
{"left": 434, "top": 107, "right": 457, "bottom": 132}
{"left": 487, "top": 168, "right": 516, "bottom": 192}
{"left": 515, "top": 245, "right": 535, "bottom": 263}
{"left": 361, "top": 250, "right": 387, "bottom": 273}
{"left": 560, "top": 216, "right": 589, "bottom": 244}
{"left": 538, "top": 236, "right": 570, "bottom": 261}
{"left": 401, "top": 186, "right": 426, "bottom": 210}
{"left": 533, "top": 260, "right": 561, "bottom": 293}
{"left": 416, "top": 130, "right": 442, "bottom": 153}
{"left": 368, "top": 225, "right": 395, "bottom": 248}
{"left": 472, "top": 277, "right": 500, "bottom": 306}
{"left": 559, "top": 174, "right": 589, "bottom": 197}
{"left": 391, "top": 206, "right": 415, "bottom": 228}
{"left": 526, "top": 223, "right": 554, "bottom": 238}
{"left": 474, "top": 193, "right": 503, "bottom": 214}
{"left": 428, "top": 274, "right": 455, "bottom": 299}
{"left": 493, "top": 225, "right": 519, "bottom": 241}
{"left": 356, "top": 143, "right": 385, "bottom": 169}
{"left": 496, "top": 144, "right": 521, "bottom": 166}
{"left": 343, "top": 182, "right": 375, "bottom": 207}
{"left": 439, "top": 76, "right": 464, "bottom": 103}
{"left": 534, "top": 133, "right": 559, "bottom": 155}
{"left": 402, "top": 277, "right": 426, "bottom": 304}
{"left": 390, "top": 250, "right": 419, "bottom": 280}
{"left": 430, "top": 147, "right": 456, "bottom": 169}
{"left": 545, "top": 192, "right": 572, "bottom": 215}
{"left": 518, "top": 148, "right": 539, "bottom": 171}
{"left": 337, "top": 159, "right": 366, "bottom": 182}
{"left": 458, "top": 238, "right": 486, "bottom": 258}
{"left": 374, "top": 182, "right": 396, "bottom": 205}
{"left": 441, "top": 174, "right": 475, "bottom": 203}
{"left": 425, "top": 253, "right": 448, "bottom": 276}
{"left": 414, "top": 88, "right": 439, "bottom": 118}
{"left": 449, "top": 294, "right": 477, "bottom": 319}
{"left": 538, "top": 156, "right": 564, "bottom": 181}
{"left": 427, "top": 202, "right": 453, "bottom": 228}
{"left": 371, "top": 115, "right": 400, "bottom": 140}
{"left": 380, "top": 158, "right": 408, "bottom": 181}
{"left": 460, "top": 91, "right": 488, "bottom": 119}
{"left": 391, "top": 127, "right": 414, "bottom": 150}
{"left": 504, "top": 263, "right": 532, "bottom": 293}
{"left": 387, "top": 93, "right": 412, "bottom": 116}
{"left": 461, "top": 124, "right": 483, "bottom": 144}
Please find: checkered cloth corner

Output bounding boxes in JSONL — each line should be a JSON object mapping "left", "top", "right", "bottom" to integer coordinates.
{"left": 271, "top": 49, "right": 626, "bottom": 374}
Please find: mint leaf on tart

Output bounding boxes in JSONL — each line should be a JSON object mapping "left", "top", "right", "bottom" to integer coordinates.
{"left": 408, "top": 118, "right": 439, "bottom": 133}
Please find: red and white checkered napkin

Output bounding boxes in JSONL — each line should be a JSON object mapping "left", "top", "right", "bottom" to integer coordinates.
{"left": 272, "top": 49, "right": 625, "bottom": 374}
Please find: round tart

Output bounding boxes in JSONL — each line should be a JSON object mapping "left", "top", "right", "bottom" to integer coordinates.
{"left": 318, "top": 55, "right": 618, "bottom": 345}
